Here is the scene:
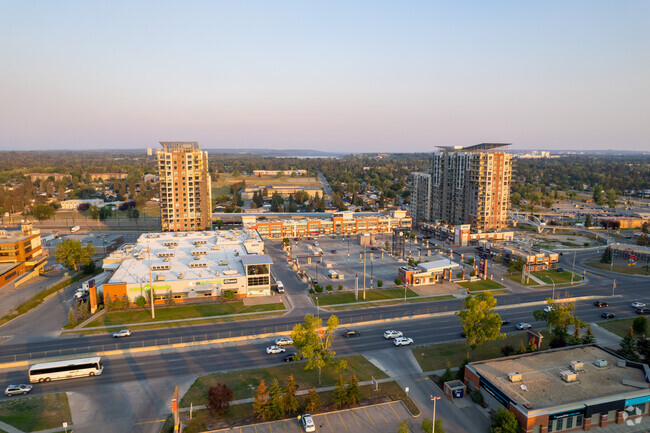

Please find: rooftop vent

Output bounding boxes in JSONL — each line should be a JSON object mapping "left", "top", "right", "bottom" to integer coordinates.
{"left": 155, "top": 275, "right": 166, "bottom": 281}
{"left": 508, "top": 372, "right": 522, "bottom": 382}
{"left": 561, "top": 370, "right": 578, "bottom": 383}
{"left": 618, "top": 359, "right": 626, "bottom": 368}
{"left": 178, "top": 274, "right": 184, "bottom": 279}
{"left": 594, "top": 359, "right": 608, "bottom": 368}
{"left": 570, "top": 361, "right": 584, "bottom": 372}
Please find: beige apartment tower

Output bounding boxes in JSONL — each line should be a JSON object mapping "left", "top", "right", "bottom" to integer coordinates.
{"left": 411, "top": 143, "right": 512, "bottom": 231}
{"left": 158, "top": 142, "right": 212, "bottom": 232}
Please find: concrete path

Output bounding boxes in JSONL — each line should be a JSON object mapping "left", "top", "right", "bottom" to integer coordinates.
{"left": 590, "top": 323, "right": 624, "bottom": 349}
{"left": 0, "top": 419, "right": 23, "bottom": 433}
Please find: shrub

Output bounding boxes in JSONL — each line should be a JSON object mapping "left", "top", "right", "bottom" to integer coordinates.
{"left": 166, "top": 292, "right": 175, "bottom": 306}
{"left": 207, "top": 383, "right": 233, "bottom": 416}
{"left": 394, "top": 278, "right": 403, "bottom": 286}
{"left": 470, "top": 389, "right": 484, "bottom": 404}
{"left": 338, "top": 285, "right": 343, "bottom": 291}
{"left": 314, "top": 285, "right": 324, "bottom": 293}
{"left": 377, "top": 280, "right": 383, "bottom": 288}
{"left": 82, "top": 261, "right": 97, "bottom": 274}
{"left": 135, "top": 296, "right": 147, "bottom": 308}
{"left": 500, "top": 344, "right": 515, "bottom": 357}
{"left": 326, "top": 284, "right": 333, "bottom": 292}
{"left": 633, "top": 316, "right": 648, "bottom": 335}
{"left": 222, "top": 290, "right": 236, "bottom": 300}
{"left": 441, "top": 362, "right": 454, "bottom": 382}
{"left": 489, "top": 407, "right": 519, "bottom": 433}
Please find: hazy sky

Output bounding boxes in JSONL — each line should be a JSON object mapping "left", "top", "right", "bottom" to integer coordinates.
{"left": 1, "top": 1, "right": 649, "bottom": 153}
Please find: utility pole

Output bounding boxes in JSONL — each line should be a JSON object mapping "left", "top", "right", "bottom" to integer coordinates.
{"left": 355, "top": 274, "right": 358, "bottom": 301}
{"left": 571, "top": 249, "right": 576, "bottom": 285}
{"left": 363, "top": 245, "right": 367, "bottom": 300}
{"left": 147, "top": 240, "right": 155, "bottom": 319}
{"left": 431, "top": 395, "right": 441, "bottom": 433}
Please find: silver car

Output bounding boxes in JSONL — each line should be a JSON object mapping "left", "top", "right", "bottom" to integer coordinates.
{"left": 5, "top": 384, "right": 32, "bottom": 396}
{"left": 112, "top": 329, "right": 132, "bottom": 338}
{"left": 384, "top": 330, "right": 403, "bottom": 339}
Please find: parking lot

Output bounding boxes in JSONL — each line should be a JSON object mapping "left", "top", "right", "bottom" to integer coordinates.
{"left": 207, "top": 401, "right": 414, "bottom": 433}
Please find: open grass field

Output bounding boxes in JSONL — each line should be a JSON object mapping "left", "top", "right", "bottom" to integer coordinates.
{"left": 413, "top": 330, "right": 551, "bottom": 371}
{"left": 532, "top": 269, "right": 581, "bottom": 284}
{"left": 312, "top": 288, "right": 418, "bottom": 306}
{"left": 456, "top": 279, "right": 506, "bottom": 292}
{"left": 597, "top": 318, "right": 641, "bottom": 338}
{"left": 84, "top": 302, "right": 285, "bottom": 327}
{"left": 586, "top": 260, "right": 650, "bottom": 276}
{"left": 325, "top": 295, "right": 455, "bottom": 311}
{"left": 0, "top": 393, "right": 72, "bottom": 432}
{"left": 180, "top": 354, "right": 388, "bottom": 407}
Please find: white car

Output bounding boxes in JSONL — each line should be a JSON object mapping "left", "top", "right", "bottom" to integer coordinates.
{"left": 384, "top": 330, "right": 403, "bottom": 339}
{"left": 299, "top": 414, "right": 316, "bottom": 432}
{"left": 543, "top": 306, "right": 555, "bottom": 313}
{"left": 4, "top": 384, "right": 32, "bottom": 396}
{"left": 632, "top": 302, "right": 646, "bottom": 309}
{"left": 394, "top": 337, "right": 414, "bottom": 347}
{"left": 516, "top": 323, "right": 532, "bottom": 330}
{"left": 275, "top": 337, "right": 294, "bottom": 346}
{"left": 112, "top": 329, "right": 132, "bottom": 338}
{"left": 266, "top": 345, "right": 286, "bottom": 354}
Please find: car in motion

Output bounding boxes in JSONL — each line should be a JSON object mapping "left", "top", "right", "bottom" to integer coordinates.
{"left": 637, "top": 308, "right": 650, "bottom": 315}
{"left": 632, "top": 302, "right": 646, "bottom": 309}
{"left": 601, "top": 312, "right": 616, "bottom": 319}
{"left": 112, "top": 329, "right": 132, "bottom": 338}
{"left": 384, "top": 330, "right": 403, "bottom": 339}
{"left": 275, "top": 337, "right": 294, "bottom": 346}
{"left": 394, "top": 337, "right": 414, "bottom": 347}
{"left": 266, "top": 345, "right": 286, "bottom": 354}
{"left": 342, "top": 330, "right": 361, "bottom": 338}
{"left": 594, "top": 301, "right": 608, "bottom": 308}
{"left": 543, "top": 306, "right": 555, "bottom": 313}
{"left": 299, "top": 414, "right": 316, "bottom": 432}
{"left": 516, "top": 323, "right": 532, "bottom": 330}
{"left": 283, "top": 353, "right": 299, "bottom": 362}
{"left": 501, "top": 319, "right": 511, "bottom": 326}
{"left": 4, "top": 384, "right": 32, "bottom": 396}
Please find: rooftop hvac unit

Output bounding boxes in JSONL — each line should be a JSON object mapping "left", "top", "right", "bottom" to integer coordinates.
{"left": 508, "top": 372, "right": 522, "bottom": 382}
{"left": 156, "top": 275, "right": 166, "bottom": 281}
{"left": 570, "top": 361, "right": 584, "bottom": 372}
{"left": 618, "top": 359, "right": 626, "bottom": 368}
{"left": 561, "top": 370, "right": 578, "bottom": 383}
{"left": 164, "top": 258, "right": 170, "bottom": 262}
{"left": 194, "top": 256, "right": 200, "bottom": 260}
{"left": 594, "top": 359, "right": 608, "bottom": 368}
{"left": 178, "top": 274, "right": 184, "bottom": 279}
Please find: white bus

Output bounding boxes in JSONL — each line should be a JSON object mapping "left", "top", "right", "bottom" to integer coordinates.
{"left": 29, "top": 357, "right": 104, "bottom": 383}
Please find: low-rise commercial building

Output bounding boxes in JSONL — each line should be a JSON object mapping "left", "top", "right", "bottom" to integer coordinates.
{"left": 102, "top": 229, "right": 272, "bottom": 304}
{"left": 60, "top": 199, "right": 105, "bottom": 210}
{"left": 0, "top": 224, "right": 47, "bottom": 287}
{"left": 419, "top": 222, "right": 514, "bottom": 246}
{"left": 397, "top": 255, "right": 461, "bottom": 285}
{"left": 253, "top": 170, "right": 307, "bottom": 176}
{"left": 498, "top": 246, "right": 559, "bottom": 271}
{"left": 465, "top": 345, "right": 650, "bottom": 432}
{"left": 240, "top": 184, "right": 323, "bottom": 200}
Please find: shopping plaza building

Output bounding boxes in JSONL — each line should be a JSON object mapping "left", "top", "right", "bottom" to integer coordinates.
{"left": 102, "top": 229, "right": 272, "bottom": 304}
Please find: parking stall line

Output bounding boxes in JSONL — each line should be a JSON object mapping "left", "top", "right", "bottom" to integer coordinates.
{"left": 388, "top": 402, "right": 400, "bottom": 419}
{"left": 363, "top": 407, "right": 375, "bottom": 425}
{"left": 350, "top": 409, "right": 362, "bottom": 427}
{"left": 283, "top": 421, "right": 288, "bottom": 433}
{"left": 337, "top": 412, "right": 348, "bottom": 431}
{"left": 324, "top": 414, "right": 334, "bottom": 432}
{"left": 376, "top": 405, "right": 388, "bottom": 423}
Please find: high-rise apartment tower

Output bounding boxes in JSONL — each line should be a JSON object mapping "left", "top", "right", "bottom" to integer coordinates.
{"left": 158, "top": 141, "right": 212, "bottom": 232}
{"left": 410, "top": 143, "right": 512, "bottom": 231}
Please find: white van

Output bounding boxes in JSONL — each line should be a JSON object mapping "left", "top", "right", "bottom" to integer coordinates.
{"left": 328, "top": 270, "right": 338, "bottom": 279}
{"left": 276, "top": 281, "right": 285, "bottom": 293}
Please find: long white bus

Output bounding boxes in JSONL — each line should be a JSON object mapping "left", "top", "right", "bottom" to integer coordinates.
{"left": 29, "top": 357, "right": 104, "bottom": 383}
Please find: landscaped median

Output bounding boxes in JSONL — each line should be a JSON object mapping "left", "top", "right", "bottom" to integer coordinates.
{"left": 456, "top": 279, "right": 507, "bottom": 292}
{"left": 310, "top": 287, "right": 457, "bottom": 311}
{"left": 160, "top": 355, "right": 419, "bottom": 433}
{"left": 0, "top": 393, "right": 72, "bottom": 432}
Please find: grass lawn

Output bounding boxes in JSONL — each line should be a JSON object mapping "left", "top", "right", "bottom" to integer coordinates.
{"left": 325, "top": 295, "right": 455, "bottom": 311}
{"left": 532, "top": 270, "right": 581, "bottom": 284}
{"left": 312, "top": 288, "right": 418, "bottom": 306}
{"left": 505, "top": 273, "right": 536, "bottom": 286}
{"left": 586, "top": 260, "right": 650, "bottom": 276}
{"left": 456, "top": 279, "right": 506, "bottom": 292}
{"left": 180, "top": 354, "right": 387, "bottom": 407}
{"left": 0, "top": 393, "right": 72, "bottom": 432}
{"left": 413, "top": 331, "right": 551, "bottom": 371}
{"left": 597, "top": 318, "right": 644, "bottom": 338}
{"left": 84, "top": 302, "right": 285, "bottom": 327}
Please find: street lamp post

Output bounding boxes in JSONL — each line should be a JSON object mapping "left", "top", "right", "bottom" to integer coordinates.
{"left": 316, "top": 296, "right": 319, "bottom": 319}
{"left": 430, "top": 395, "right": 441, "bottom": 433}
{"left": 549, "top": 275, "right": 555, "bottom": 300}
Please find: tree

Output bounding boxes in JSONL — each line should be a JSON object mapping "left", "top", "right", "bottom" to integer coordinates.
{"left": 584, "top": 214, "right": 592, "bottom": 228}
{"left": 332, "top": 375, "right": 347, "bottom": 408}
{"left": 489, "top": 407, "right": 519, "bottom": 433}
{"left": 533, "top": 299, "right": 586, "bottom": 346}
{"left": 270, "top": 193, "right": 285, "bottom": 212}
{"left": 88, "top": 205, "right": 100, "bottom": 220}
{"left": 122, "top": 294, "right": 130, "bottom": 310}
{"left": 32, "top": 204, "right": 55, "bottom": 221}
{"left": 606, "top": 188, "right": 618, "bottom": 208}
{"left": 55, "top": 239, "right": 96, "bottom": 271}
{"left": 421, "top": 418, "right": 445, "bottom": 433}
{"left": 633, "top": 316, "right": 648, "bottom": 335}
{"left": 304, "top": 387, "right": 321, "bottom": 412}
{"left": 67, "top": 307, "right": 78, "bottom": 327}
{"left": 207, "top": 383, "right": 233, "bottom": 416}
{"left": 600, "top": 246, "right": 613, "bottom": 264}
{"left": 394, "top": 278, "right": 402, "bottom": 285}
{"left": 166, "top": 291, "right": 175, "bottom": 306}
{"left": 456, "top": 292, "right": 505, "bottom": 354}
{"left": 291, "top": 314, "right": 346, "bottom": 385}
{"left": 593, "top": 185, "right": 604, "bottom": 205}
{"left": 268, "top": 379, "right": 284, "bottom": 420}
{"left": 581, "top": 325, "right": 596, "bottom": 344}
{"left": 397, "top": 420, "right": 410, "bottom": 433}
{"left": 253, "top": 380, "right": 270, "bottom": 420}
{"left": 508, "top": 258, "right": 524, "bottom": 274}
{"left": 282, "top": 375, "right": 299, "bottom": 415}
{"left": 135, "top": 296, "right": 147, "bottom": 308}
{"left": 99, "top": 206, "right": 112, "bottom": 220}
{"left": 637, "top": 336, "right": 650, "bottom": 364}
{"left": 346, "top": 373, "right": 360, "bottom": 405}
{"left": 619, "top": 327, "right": 640, "bottom": 361}
{"left": 377, "top": 280, "right": 383, "bottom": 288}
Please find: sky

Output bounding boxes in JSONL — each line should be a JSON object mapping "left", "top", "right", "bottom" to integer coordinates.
{"left": 1, "top": 1, "right": 649, "bottom": 153}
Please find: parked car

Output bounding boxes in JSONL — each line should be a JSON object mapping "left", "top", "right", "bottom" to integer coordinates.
{"left": 4, "top": 384, "right": 32, "bottom": 396}
{"left": 594, "top": 301, "right": 608, "bottom": 308}
{"left": 342, "top": 330, "right": 361, "bottom": 338}
{"left": 275, "top": 337, "right": 294, "bottom": 346}
{"left": 394, "top": 337, "right": 414, "bottom": 347}
{"left": 266, "top": 345, "right": 286, "bottom": 354}
{"left": 384, "top": 330, "right": 403, "bottom": 339}
{"left": 299, "top": 414, "right": 316, "bottom": 432}
{"left": 632, "top": 302, "right": 646, "bottom": 309}
{"left": 112, "top": 329, "right": 132, "bottom": 338}
{"left": 283, "top": 353, "right": 299, "bottom": 362}
{"left": 516, "top": 323, "right": 532, "bottom": 330}
{"left": 637, "top": 308, "right": 650, "bottom": 315}
{"left": 601, "top": 312, "right": 617, "bottom": 319}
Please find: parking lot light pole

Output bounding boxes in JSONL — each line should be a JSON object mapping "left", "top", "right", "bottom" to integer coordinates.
{"left": 549, "top": 276, "right": 555, "bottom": 300}
{"left": 430, "top": 395, "right": 441, "bottom": 432}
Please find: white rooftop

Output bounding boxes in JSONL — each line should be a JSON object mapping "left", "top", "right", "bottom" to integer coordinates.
{"left": 417, "top": 255, "right": 461, "bottom": 272}
{"left": 108, "top": 230, "right": 264, "bottom": 285}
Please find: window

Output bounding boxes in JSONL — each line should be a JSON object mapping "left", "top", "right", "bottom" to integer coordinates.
{"left": 248, "top": 276, "right": 270, "bottom": 286}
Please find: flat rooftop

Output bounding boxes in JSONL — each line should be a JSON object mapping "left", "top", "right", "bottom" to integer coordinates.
{"left": 472, "top": 346, "right": 648, "bottom": 410}
{"left": 417, "top": 255, "right": 461, "bottom": 271}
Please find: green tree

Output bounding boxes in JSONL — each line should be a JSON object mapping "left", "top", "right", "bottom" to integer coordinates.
{"left": 581, "top": 325, "right": 596, "bottom": 344}
{"left": 55, "top": 239, "right": 96, "bottom": 271}
{"left": 584, "top": 214, "right": 592, "bottom": 228}
{"left": 533, "top": 299, "right": 586, "bottom": 346}
{"left": 282, "top": 375, "right": 299, "bottom": 415}
{"left": 377, "top": 280, "right": 383, "bottom": 288}
{"left": 508, "top": 258, "right": 524, "bottom": 274}
{"left": 606, "top": 188, "right": 618, "bottom": 208}
{"left": 253, "top": 379, "right": 270, "bottom": 420}
{"left": 489, "top": 407, "right": 519, "bottom": 433}
{"left": 394, "top": 278, "right": 402, "bottom": 285}
{"left": 592, "top": 185, "right": 604, "bottom": 205}
{"left": 291, "top": 314, "right": 346, "bottom": 385}
{"left": 135, "top": 296, "right": 147, "bottom": 308}
{"left": 304, "top": 387, "right": 321, "bottom": 412}
{"left": 67, "top": 307, "right": 78, "bottom": 327}
{"left": 332, "top": 375, "right": 347, "bottom": 408}
{"left": 600, "top": 246, "right": 613, "bottom": 264}
{"left": 99, "top": 206, "right": 112, "bottom": 220}
{"left": 634, "top": 316, "right": 648, "bottom": 335}
{"left": 166, "top": 291, "right": 175, "bottom": 306}
{"left": 456, "top": 292, "right": 505, "bottom": 355}
{"left": 268, "top": 379, "right": 284, "bottom": 420}
{"left": 32, "top": 204, "right": 55, "bottom": 221}
{"left": 88, "top": 205, "right": 100, "bottom": 220}
{"left": 270, "top": 193, "right": 285, "bottom": 212}
{"left": 346, "top": 373, "right": 360, "bottom": 406}
{"left": 397, "top": 420, "right": 410, "bottom": 433}
{"left": 421, "top": 418, "right": 445, "bottom": 433}
{"left": 619, "top": 327, "right": 640, "bottom": 361}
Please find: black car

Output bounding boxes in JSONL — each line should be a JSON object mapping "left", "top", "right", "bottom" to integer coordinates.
{"left": 283, "top": 353, "right": 298, "bottom": 362}
{"left": 637, "top": 308, "right": 650, "bottom": 315}
{"left": 594, "top": 301, "right": 608, "bottom": 308}
{"left": 342, "top": 330, "right": 361, "bottom": 338}
{"left": 601, "top": 312, "right": 616, "bottom": 319}
{"left": 501, "top": 320, "right": 511, "bottom": 326}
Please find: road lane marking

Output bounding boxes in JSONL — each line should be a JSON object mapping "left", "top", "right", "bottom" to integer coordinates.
{"left": 255, "top": 425, "right": 258, "bottom": 433}
{"left": 283, "top": 421, "right": 288, "bottom": 432}
{"left": 324, "top": 414, "right": 333, "bottom": 432}
{"left": 338, "top": 412, "right": 348, "bottom": 431}
{"left": 133, "top": 419, "right": 166, "bottom": 425}
{"left": 415, "top": 377, "right": 429, "bottom": 381}
{"left": 389, "top": 402, "right": 399, "bottom": 418}
{"left": 363, "top": 407, "right": 374, "bottom": 425}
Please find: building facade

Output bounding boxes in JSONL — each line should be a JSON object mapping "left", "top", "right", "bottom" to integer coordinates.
{"left": 411, "top": 143, "right": 512, "bottom": 231}
{"left": 0, "top": 224, "right": 47, "bottom": 288}
{"left": 410, "top": 172, "right": 432, "bottom": 226}
{"left": 158, "top": 142, "right": 212, "bottom": 232}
